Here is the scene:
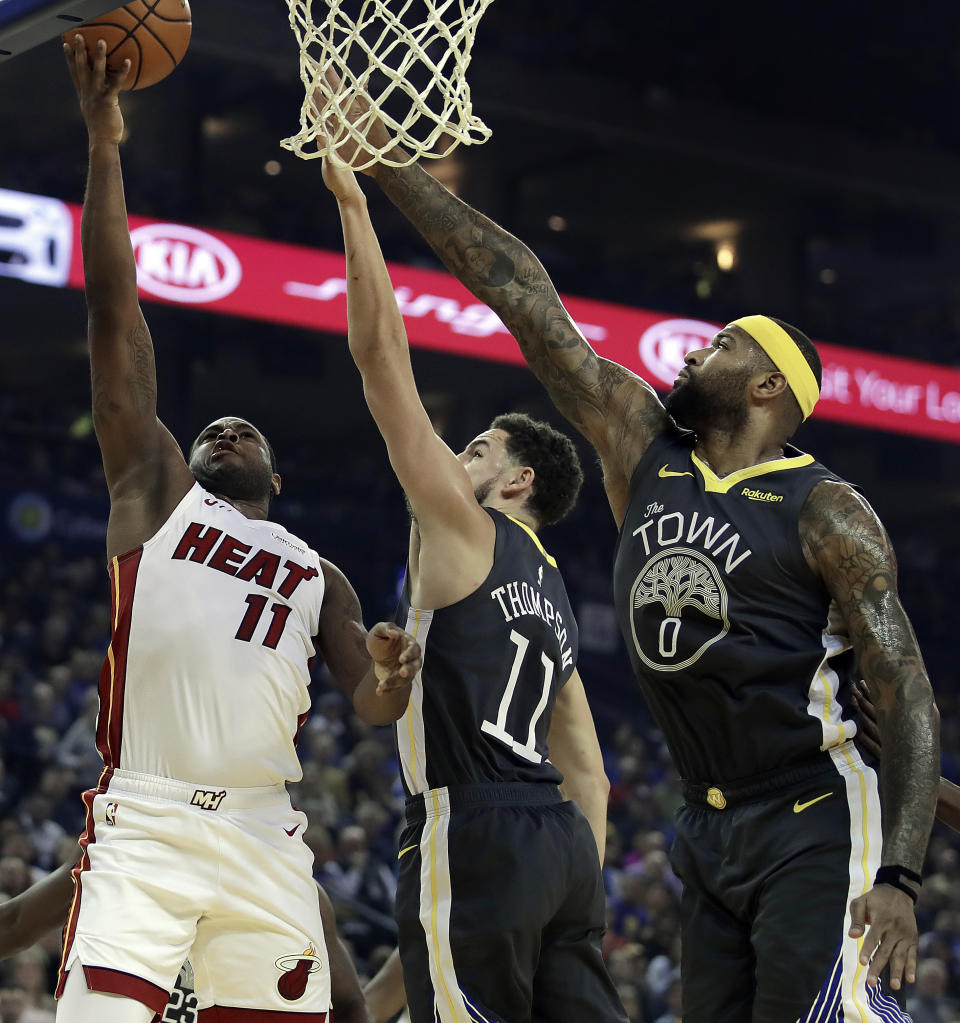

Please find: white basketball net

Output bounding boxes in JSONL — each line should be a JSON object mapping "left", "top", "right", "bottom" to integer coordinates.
{"left": 281, "top": 0, "right": 495, "bottom": 170}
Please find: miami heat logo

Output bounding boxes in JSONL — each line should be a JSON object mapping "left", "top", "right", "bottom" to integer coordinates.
{"left": 630, "top": 547, "right": 730, "bottom": 671}
{"left": 275, "top": 947, "right": 323, "bottom": 1000}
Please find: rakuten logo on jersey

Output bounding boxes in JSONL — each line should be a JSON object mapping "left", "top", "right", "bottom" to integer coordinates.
{"left": 131, "top": 223, "right": 242, "bottom": 304}
{"left": 638, "top": 318, "right": 718, "bottom": 388}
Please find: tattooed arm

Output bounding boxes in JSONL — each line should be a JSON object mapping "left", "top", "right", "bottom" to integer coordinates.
{"left": 65, "top": 38, "right": 193, "bottom": 559}
{"left": 800, "top": 480, "right": 939, "bottom": 988}
{"left": 853, "top": 680, "right": 960, "bottom": 831}
{"left": 370, "top": 161, "right": 668, "bottom": 526}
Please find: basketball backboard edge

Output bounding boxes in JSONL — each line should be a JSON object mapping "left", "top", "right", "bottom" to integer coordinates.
{"left": 0, "top": 0, "right": 116, "bottom": 61}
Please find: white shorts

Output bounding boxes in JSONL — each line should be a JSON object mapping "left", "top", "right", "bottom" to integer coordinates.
{"left": 57, "top": 770, "right": 331, "bottom": 1018}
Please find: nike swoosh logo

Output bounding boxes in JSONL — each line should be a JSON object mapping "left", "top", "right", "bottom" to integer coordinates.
{"left": 658, "top": 464, "right": 693, "bottom": 478}
{"left": 793, "top": 792, "right": 833, "bottom": 814}
{"left": 397, "top": 843, "right": 418, "bottom": 861}
{"left": 284, "top": 825, "right": 301, "bottom": 836}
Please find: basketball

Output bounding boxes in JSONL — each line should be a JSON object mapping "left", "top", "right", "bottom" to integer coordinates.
{"left": 62, "top": 0, "right": 191, "bottom": 91}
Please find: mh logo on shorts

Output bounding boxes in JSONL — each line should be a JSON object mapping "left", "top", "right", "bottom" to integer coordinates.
{"left": 275, "top": 947, "right": 323, "bottom": 1001}
{"left": 104, "top": 802, "right": 118, "bottom": 826}
{"left": 190, "top": 789, "right": 227, "bottom": 811}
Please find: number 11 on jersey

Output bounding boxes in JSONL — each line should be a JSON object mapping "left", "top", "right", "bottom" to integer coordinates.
{"left": 481, "top": 629, "right": 555, "bottom": 764}
{"left": 235, "top": 594, "right": 292, "bottom": 649}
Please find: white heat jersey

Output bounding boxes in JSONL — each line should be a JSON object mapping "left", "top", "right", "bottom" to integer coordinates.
{"left": 98, "top": 482, "right": 325, "bottom": 787}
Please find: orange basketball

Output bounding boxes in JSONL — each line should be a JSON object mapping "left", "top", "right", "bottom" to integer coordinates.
{"left": 63, "top": 1, "right": 192, "bottom": 91}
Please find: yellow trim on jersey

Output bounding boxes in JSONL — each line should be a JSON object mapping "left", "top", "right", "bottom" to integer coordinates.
{"left": 690, "top": 450, "right": 815, "bottom": 494}
{"left": 111, "top": 556, "right": 120, "bottom": 630}
{"left": 504, "top": 515, "right": 557, "bottom": 568}
{"left": 817, "top": 668, "right": 848, "bottom": 744}
{"left": 428, "top": 789, "right": 462, "bottom": 1021}
{"left": 729, "top": 315, "right": 820, "bottom": 420}
{"left": 840, "top": 743, "right": 873, "bottom": 1020}
{"left": 404, "top": 610, "right": 424, "bottom": 791}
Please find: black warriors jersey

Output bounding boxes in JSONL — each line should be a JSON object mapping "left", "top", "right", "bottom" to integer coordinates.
{"left": 613, "top": 425, "right": 857, "bottom": 783}
{"left": 395, "top": 509, "right": 578, "bottom": 795}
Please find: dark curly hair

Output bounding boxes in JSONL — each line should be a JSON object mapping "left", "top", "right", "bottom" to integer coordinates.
{"left": 490, "top": 412, "right": 583, "bottom": 527}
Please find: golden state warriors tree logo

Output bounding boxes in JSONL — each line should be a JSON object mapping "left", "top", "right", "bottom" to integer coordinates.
{"left": 630, "top": 547, "right": 730, "bottom": 671}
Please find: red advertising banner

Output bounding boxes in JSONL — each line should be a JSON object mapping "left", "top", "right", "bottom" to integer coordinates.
{"left": 3, "top": 186, "right": 959, "bottom": 443}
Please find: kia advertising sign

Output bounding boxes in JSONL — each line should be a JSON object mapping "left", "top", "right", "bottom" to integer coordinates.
{"left": 130, "top": 222, "right": 242, "bottom": 303}
{"left": 2, "top": 186, "right": 960, "bottom": 444}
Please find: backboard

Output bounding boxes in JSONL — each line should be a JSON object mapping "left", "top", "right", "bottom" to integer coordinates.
{"left": 0, "top": 0, "right": 115, "bottom": 61}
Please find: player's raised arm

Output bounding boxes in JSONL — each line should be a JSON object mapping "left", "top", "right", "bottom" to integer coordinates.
{"left": 321, "top": 159, "right": 491, "bottom": 544}
{"left": 64, "top": 37, "right": 192, "bottom": 555}
{"left": 316, "top": 559, "right": 421, "bottom": 726}
{"left": 371, "top": 158, "right": 667, "bottom": 514}
{"left": 319, "top": 72, "right": 667, "bottom": 524}
{"left": 800, "top": 481, "right": 940, "bottom": 988}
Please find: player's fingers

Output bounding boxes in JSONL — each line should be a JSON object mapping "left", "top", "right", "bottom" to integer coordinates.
{"left": 859, "top": 924, "right": 885, "bottom": 976}
{"left": 848, "top": 896, "right": 867, "bottom": 938}
{"left": 376, "top": 668, "right": 413, "bottom": 690}
{"left": 886, "top": 936, "right": 913, "bottom": 990}
{"left": 93, "top": 38, "right": 108, "bottom": 79}
{"left": 110, "top": 58, "right": 133, "bottom": 92}
{"left": 865, "top": 937, "right": 893, "bottom": 988}
{"left": 63, "top": 40, "right": 82, "bottom": 86}
{"left": 905, "top": 941, "right": 918, "bottom": 985}
{"left": 69, "top": 34, "right": 88, "bottom": 80}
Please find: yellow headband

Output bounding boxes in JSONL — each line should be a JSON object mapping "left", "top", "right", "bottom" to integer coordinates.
{"left": 728, "top": 315, "right": 820, "bottom": 420}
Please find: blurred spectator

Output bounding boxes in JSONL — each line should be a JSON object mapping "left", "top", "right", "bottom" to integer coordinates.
{"left": 15, "top": 796, "right": 64, "bottom": 872}
{"left": 906, "top": 958, "right": 955, "bottom": 1023}
{"left": 0, "top": 988, "right": 54, "bottom": 1023}
{"left": 652, "top": 977, "right": 682, "bottom": 1023}
{"left": 55, "top": 688, "right": 101, "bottom": 787}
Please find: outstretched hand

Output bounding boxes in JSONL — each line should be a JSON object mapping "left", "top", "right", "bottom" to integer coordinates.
{"left": 308, "top": 60, "right": 399, "bottom": 174}
{"left": 63, "top": 35, "right": 132, "bottom": 145}
{"left": 848, "top": 884, "right": 918, "bottom": 990}
{"left": 366, "top": 622, "right": 421, "bottom": 695}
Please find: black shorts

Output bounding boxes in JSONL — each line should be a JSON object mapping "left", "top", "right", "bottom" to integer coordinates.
{"left": 395, "top": 782, "right": 627, "bottom": 1023}
{"left": 671, "top": 742, "right": 910, "bottom": 1023}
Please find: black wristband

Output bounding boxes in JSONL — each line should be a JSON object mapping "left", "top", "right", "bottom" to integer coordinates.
{"left": 875, "top": 865, "right": 922, "bottom": 903}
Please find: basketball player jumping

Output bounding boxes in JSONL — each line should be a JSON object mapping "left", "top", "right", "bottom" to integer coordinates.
{"left": 329, "top": 94, "right": 941, "bottom": 1022}
{"left": 57, "top": 39, "right": 421, "bottom": 1022}
{"left": 319, "top": 157, "right": 628, "bottom": 1023}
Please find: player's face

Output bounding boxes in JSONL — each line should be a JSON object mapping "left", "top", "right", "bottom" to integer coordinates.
{"left": 664, "top": 328, "right": 755, "bottom": 434}
{"left": 458, "top": 429, "right": 514, "bottom": 505}
{"left": 188, "top": 417, "right": 276, "bottom": 501}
